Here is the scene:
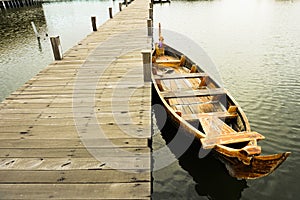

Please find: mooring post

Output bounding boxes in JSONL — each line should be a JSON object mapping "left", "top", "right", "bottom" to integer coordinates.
{"left": 141, "top": 50, "right": 152, "bottom": 82}
{"left": 119, "top": 2, "right": 122, "bottom": 11}
{"left": 147, "top": 19, "right": 152, "bottom": 37}
{"left": 109, "top": 7, "right": 113, "bottom": 19}
{"left": 149, "top": 8, "right": 153, "bottom": 20}
{"left": 125, "top": 0, "right": 128, "bottom": 7}
{"left": 91, "top": 16, "right": 97, "bottom": 31}
{"left": 31, "top": 21, "right": 40, "bottom": 40}
{"left": 50, "top": 36, "right": 63, "bottom": 60}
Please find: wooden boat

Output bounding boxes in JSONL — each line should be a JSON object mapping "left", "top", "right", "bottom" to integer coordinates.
{"left": 152, "top": 25, "right": 290, "bottom": 179}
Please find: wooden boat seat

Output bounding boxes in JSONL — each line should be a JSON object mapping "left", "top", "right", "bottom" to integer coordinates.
{"left": 156, "top": 59, "right": 181, "bottom": 64}
{"left": 199, "top": 116, "right": 265, "bottom": 149}
{"left": 182, "top": 112, "right": 238, "bottom": 121}
{"left": 153, "top": 73, "right": 207, "bottom": 80}
{"left": 201, "top": 132, "right": 265, "bottom": 149}
{"left": 161, "top": 88, "right": 226, "bottom": 99}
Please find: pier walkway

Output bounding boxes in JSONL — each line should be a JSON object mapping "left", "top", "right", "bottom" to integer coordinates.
{"left": 0, "top": 0, "right": 152, "bottom": 199}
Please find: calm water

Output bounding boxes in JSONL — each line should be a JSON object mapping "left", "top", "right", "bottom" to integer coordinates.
{"left": 0, "top": 0, "right": 299, "bottom": 199}
{"left": 0, "top": 0, "right": 119, "bottom": 101}
{"left": 153, "top": 0, "right": 300, "bottom": 199}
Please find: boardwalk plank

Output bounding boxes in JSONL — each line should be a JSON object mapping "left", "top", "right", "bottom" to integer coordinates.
{"left": 0, "top": 170, "right": 150, "bottom": 183}
{"left": 0, "top": 183, "right": 150, "bottom": 199}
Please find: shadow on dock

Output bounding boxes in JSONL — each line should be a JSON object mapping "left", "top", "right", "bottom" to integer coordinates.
{"left": 152, "top": 91, "right": 248, "bottom": 199}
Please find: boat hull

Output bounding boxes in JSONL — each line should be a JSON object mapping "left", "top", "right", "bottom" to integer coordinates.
{"left": 214, "top": 149, "right": 291, "bottom": 179}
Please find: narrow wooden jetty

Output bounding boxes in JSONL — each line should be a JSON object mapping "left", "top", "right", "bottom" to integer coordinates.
{"left": 0, "top": 0, "right": 152, "bottom": 199}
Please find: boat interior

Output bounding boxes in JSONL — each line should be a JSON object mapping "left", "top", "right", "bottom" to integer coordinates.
{"left": 152, "top": 44, "right": 264, "bottom": 152}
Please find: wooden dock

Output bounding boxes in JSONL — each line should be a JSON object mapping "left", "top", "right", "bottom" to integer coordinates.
{"left": 0, "top": 0, "right": 152, "bottom": 199}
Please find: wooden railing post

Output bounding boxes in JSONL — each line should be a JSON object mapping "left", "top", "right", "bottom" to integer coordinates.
{"left": 91, "top": 16, "right": 97, "bottom": 31}
{"left": 147, "top": 19, "right": 152, "bottom": 37}
{"left": 50, "top": 36, "right": 63, "bottom": 60}
{"left": 109, "top": 7, "right": 113, "bottom": 19}
{"left": 149, "top": 2, "right": 153, "bottom": 9}
{"left": 141, "top": 50, "right": 152, "bottom": 82}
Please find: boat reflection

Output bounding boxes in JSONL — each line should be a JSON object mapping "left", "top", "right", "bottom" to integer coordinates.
{"left": 152, "top": 94, "right": 248, "bottom": 199}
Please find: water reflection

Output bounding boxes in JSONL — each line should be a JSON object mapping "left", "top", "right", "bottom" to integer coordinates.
{"left": 152, "top": 95, "right": 248, "bottom": 200}
{"left": 0, "top": 5, "right": 51, "bottom": 102}
{"left": 0, "top": 5, "right": 47, "bottom": 53}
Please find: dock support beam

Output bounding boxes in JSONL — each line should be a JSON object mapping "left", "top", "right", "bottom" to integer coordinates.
{"left": 50, "top": 36, "right": 63, "bottom": 60}
{"left": 141, "top": 50, "right": 152, "bottom": 82}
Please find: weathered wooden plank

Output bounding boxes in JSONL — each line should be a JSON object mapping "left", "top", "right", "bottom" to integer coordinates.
{"left": 0, "top": 157, "right": 150, "bottom": 170}
{"left": 200, "top": 116, "right": 236, "bottom": 137}
{"left": 0, "top": 129, "right": 150, "bottom": 140}
{"left": 182, "top": 111, "right": 238, "bottom": 121}
{"left": 0, "top": 138, "right": 148, "bottom": 148}
{"left": 161, "top": 88, "right": 226, "bottom": 99}
{"left": 200, "top": 131, "right": 265, "bottom": 149}
{"left": 0, "top": 148, "right": 150, "bottom": 158}
{"left": 0, "top": 117, "right": 150, "bottom": 126}
{"left": 0, "top": 170, "right": 150, "bottom": 183}
{"left": 0, "top": 183, "right": 150, "bottom": 199}
{"left": 154, "top": 72, "right": 207, "bottom": 80}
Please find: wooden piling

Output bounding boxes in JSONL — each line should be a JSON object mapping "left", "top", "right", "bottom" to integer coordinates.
{"left": 142, "top": 50, "right": 152, "bottom": 82}
{"left": 149, "top": 8, "right": 153, "bottom": 20}
{"left": 109, "top": 7, "right": 113, "bottom": 19}
{"left": 147, "top": 19, "right": 152, "bottom": 37}
{"left": 50, "top": 36, "right": 62, "bottom": 60}
{"left": 91, "top": 16, "right": 97, "bottom": 31}
{"left": 119, "top": 2, "right": 122, "bottom": 11}
{"left": 125, "top": 0, "right": 128, "bottom": 7}
{"left": 31, "top": 21, "right": 40, "bottom": 39}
